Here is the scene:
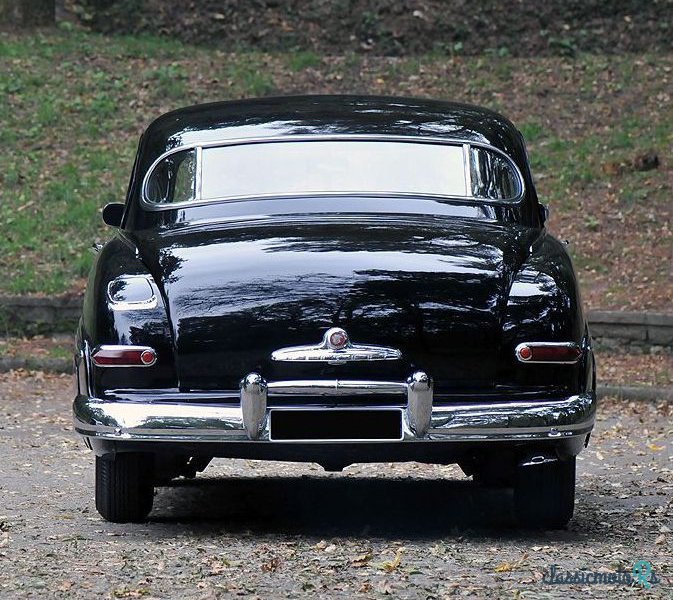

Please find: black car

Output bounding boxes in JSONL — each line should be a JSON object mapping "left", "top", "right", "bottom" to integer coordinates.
{"left": 73, "top": 95, "right": 596, "bottom": 526}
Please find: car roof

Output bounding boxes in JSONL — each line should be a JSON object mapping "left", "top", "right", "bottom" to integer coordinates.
{"left": 139, "top": 95, "right": 526, "bottom": 169}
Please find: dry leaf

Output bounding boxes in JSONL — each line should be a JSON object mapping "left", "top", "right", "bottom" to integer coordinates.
{"left": 112, "top": 589, "right": 149, "bottom": 599}
{"left": 375, "top": 548, "right": 403, "bottom": 573}
{"left": 208, "top": 558, "right": 230, "bottom": 576}
{"left": 647, "top": 443, "right": 664, "bottom": 452}
{"left": 494, "top": 553, "right": 528, "bottom": 573}
{"left": 260, "top": 557, "right": 281, "bottom": 572}
{"left": 351, "top": 551, "right": 373, "bottom": 568}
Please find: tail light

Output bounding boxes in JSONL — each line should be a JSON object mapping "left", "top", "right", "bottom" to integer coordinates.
{"left": 515, "top": 342, "right": 581, "bottom": 364}
{"left": 91, "top": 345, "right": 157, "bottom": 367}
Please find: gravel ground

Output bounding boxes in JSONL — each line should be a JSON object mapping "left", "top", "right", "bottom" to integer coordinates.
{"left": 0, "top": 372, "right": 671, "bottom": 598}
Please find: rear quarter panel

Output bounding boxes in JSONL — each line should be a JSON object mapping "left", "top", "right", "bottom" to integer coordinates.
{"left": 78, "top": 234, "right": 177, "bottom": 396}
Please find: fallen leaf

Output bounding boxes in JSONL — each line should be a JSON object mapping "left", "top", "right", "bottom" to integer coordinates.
{"left": 494, "top": 553, "right": 529, "bottom": 573}
{"left": 261, "top": 556, "right": 281, "bottom": 572}
{"left": 375, "top": 548, "right": 404, "bottom": 572}
{"left": 351, "top": 551, "right": 373, "bottom": 568}
{"left": 207, "top": 557, "right": 230, "bottom": 575}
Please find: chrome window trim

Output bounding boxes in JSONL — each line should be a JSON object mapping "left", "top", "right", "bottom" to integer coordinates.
{"left": 195, "top": 145, "right": 203, "bottom": 201}
{"left": 462, "top": 142, "right": 472, "bottom": 197}
{"left": 140, "top": 134, "right": 526, "bottom": 211}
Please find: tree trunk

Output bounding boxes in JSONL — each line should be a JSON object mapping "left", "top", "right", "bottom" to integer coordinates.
{"left": 0, "top": 0, "right": 55, "bottom": 26}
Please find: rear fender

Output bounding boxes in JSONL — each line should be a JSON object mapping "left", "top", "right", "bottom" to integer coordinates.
{"left": 501, "top": 234, "right": 589, "bottom": 393}
{"left": 79, "top": 234, "right": 177, "bottom": 396}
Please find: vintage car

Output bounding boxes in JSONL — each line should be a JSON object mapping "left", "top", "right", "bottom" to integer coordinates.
{"left": 73, "top": 95, "right": 596, "bottom": 526}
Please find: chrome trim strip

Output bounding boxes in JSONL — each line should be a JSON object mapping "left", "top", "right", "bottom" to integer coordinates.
{"left": 140, "top": 134, "right": 526, "bottom": 210}
{"left": 268, "top": 407, "right": 404, "bottom": 442}
{"left": 266, "top": 380, "right": 408, "bottom": 396}
{"left": 91, "top": 345, "right": 157, "bottom": 368}
{"left": 108, "top": 298, "right": 158, "bottom": 311}
{"left": 515, "top": 342, "right": 582, "bottom": 364}
{"left": 271, "top": 327, "right": 402, "bottom": 363}
{"left": 462, "top": 143, "right": 472, "bottom": 197}
{"left": 195, "top": 145, "right": 203, "bottom": 201}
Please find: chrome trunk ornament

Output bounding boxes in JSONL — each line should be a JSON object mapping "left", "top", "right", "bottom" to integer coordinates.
{"left": 270, "top": 328, "right": 401, "bottom": 363}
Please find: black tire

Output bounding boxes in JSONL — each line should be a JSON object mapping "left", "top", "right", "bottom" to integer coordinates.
{"left": 95, "top": 453, "right": 154, "bottom": 523}
{"left": 514, "top": 457, "right": 575, "bottom": 529}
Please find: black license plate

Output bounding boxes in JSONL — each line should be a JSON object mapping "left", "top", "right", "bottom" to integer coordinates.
{"left": 269, "top": 409, "right": 403, "bottom": 441}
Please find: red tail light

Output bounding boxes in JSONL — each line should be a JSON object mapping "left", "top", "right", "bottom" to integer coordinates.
{"left": 91, "top": 345, "right": 157, "bottom": 367}
{"left": 515, "top": 342, "right": 581, "bottom": 364}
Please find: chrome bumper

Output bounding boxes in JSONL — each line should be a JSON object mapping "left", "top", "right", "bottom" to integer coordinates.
{"left": 73, "top": 370, "right": 596, "bottom": 444}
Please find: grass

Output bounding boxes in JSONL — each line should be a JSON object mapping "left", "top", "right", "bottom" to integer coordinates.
{"left": 287, "top": 50, "right": 321, "bottom": 71}
{"left": 0, "top": 28, "right": 671, "bottom": 311}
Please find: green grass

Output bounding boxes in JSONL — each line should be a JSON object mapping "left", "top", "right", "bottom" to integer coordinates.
{"left": 286, "top": 50, "right": 321, "bottom": 71}
{"left": 224, "top": 56, "right": 276, "bottom": 96}
{"left": 0, "top": 30, "right": 271, "bottom": 294}
{"left": 0, "top": 28, "right": 671, "bottom": 305}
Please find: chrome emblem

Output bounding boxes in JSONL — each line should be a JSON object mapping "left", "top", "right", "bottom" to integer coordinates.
{"left": 326, "top": 328, "right": 348, "bottom": 350}
{"left": 271, "top": 327, "right": 402, "bottom": 363}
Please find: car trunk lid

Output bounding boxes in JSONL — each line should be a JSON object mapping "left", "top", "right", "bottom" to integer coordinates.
{"left": 133, "top": 216, "right": 536, "bottom": 394}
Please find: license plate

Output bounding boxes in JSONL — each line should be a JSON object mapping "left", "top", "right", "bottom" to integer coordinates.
{"left": 269, "top": 409, "right": 403, "bottom": 441}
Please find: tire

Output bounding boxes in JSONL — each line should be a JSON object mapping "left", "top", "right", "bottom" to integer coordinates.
{"left": 514, "top": 456, "right": 575, "bottom": 529}
{"left": 95, "top": 453, "right": 154, "bottom": 523}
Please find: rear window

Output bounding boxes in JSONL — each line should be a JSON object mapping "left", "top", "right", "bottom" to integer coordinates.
{"left": 145, "top": 148, "right": 196, "bottom": 205}
{"left": 469, "top": 146, "right": 519, "bottom": 200}
{"left": 144, "top": 139, "right": 522, "bottom": 206}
